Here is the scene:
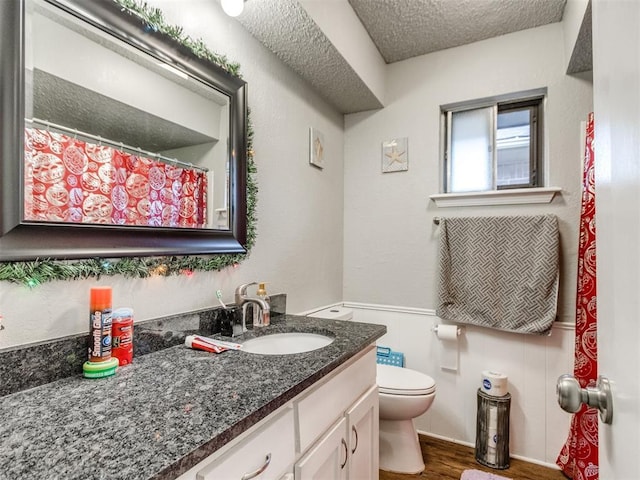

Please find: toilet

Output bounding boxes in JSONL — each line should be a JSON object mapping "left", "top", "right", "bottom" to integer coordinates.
{"left": 377, "top": 363, "right": 436, "bottom": 474}
{"left": 308, "top": 306, "right": 437, "bottom": 475}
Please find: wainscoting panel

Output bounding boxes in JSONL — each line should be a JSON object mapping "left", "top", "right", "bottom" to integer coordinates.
{"left": 340, "top": 302, "right": 575, "bottom": 468}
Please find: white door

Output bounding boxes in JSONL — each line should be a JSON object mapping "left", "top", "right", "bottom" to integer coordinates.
{"left": 346, "top": 386, "right": 379, "bottom": 480}
{"left": 592, "top": 0, "right": 640, "bottom": 477}
{"left": 295, "top": 417, "right": 348, "bottom": 480}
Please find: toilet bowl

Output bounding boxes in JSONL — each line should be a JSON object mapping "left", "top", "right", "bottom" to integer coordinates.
{"left": 377, "top": 363, "right": 436, "bottom": 474}
{"left": 307, "top": 307, "right": 437, "bottom": 474}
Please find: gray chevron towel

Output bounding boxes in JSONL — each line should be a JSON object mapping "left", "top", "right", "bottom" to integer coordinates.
{"left": 436, "top": 214, "right": 559, "bottom": 335}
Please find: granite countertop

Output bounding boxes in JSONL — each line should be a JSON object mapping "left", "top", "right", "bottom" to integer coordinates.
{"left": 0, "top": 315, "right": 385, "bottom": 480}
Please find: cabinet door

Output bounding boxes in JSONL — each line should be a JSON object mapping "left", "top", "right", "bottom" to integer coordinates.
{"left": 346, "top": 386, "right": 379, "bottom": 480}
{"left": 297, "top": 347, "right": 376, "bottom": 453}
{"left": 295, "top": 418, "right": 348, "bottom": 480}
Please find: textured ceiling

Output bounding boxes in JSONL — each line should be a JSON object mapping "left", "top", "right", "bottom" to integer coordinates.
{"left": 236, "top": 0, "right": 571, "bottom": 113}
{"left": 348, "top": 0, "right": 567, "bottom": 63}
{"left": 566, "top": 0, "right": 592, "bottom": 74}
{"left": 236, "top": 0, "right": 383, "bottom": 113}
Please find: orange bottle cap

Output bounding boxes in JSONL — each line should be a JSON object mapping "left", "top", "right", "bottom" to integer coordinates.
{"left": 90, "top": 286, "right": 112, "bottom": 307}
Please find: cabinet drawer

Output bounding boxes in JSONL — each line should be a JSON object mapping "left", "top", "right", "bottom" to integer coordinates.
{"left": 296, "top": 346, "right": 376, "bottom": 452}
{"left": 196, "top": 406, "right": 295, "bottom": 480}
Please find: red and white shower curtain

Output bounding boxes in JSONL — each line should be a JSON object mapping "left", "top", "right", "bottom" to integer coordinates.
{"left": 24, "top": 127, "right": 208, "bottom": 228}
{"left": 556, "top": 112, "right": 598, "bottom": 480}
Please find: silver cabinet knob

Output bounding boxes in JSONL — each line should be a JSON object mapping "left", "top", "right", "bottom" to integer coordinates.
{"left": 556, "top": 374, "right": 613, "bottom": 424}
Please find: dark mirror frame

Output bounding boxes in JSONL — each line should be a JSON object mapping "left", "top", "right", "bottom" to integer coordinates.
{"left": 0, "top": 0, "right": 248, "bottom": 261}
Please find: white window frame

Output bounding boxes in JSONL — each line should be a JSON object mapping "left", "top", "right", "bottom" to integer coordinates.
{"left": 440, "top": 88, "right": 547, "bottom": 195}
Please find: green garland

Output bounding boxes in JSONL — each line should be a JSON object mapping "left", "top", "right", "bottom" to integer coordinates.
{"left": 0, "top": 0, "right": 257, "bottom": 287}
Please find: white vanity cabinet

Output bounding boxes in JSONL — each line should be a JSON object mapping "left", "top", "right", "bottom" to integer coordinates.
{"left": 295, "top": 386, "right": 378, "bottom": 480}
{"left": 175, "top": 346, "right": 377, "bottom": 480}
{"left": 294, "top": 346, "right": 378, "bottom": 480}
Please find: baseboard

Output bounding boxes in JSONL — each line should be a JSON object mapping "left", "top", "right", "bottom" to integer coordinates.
{"left": 417, "top": 430, "right": 562, "bottom": 471}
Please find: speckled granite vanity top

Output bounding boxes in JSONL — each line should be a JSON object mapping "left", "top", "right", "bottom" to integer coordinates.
{"left": 0, "top": 315, "right": 385, "bottom": 480}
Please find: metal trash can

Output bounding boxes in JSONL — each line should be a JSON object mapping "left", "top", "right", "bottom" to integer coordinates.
{"left": 475, "top": 389, "right": 511, "bottom": 469}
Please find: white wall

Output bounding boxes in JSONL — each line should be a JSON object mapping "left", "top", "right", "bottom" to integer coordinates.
{"left": 342, "top": 303, "right": 574, "bottom": 467}
{"left": 342, "top": 23, "right": 592, "bottom": 466}
{"left": 0, "top": 0, "right": 345, "bottom": 348}
{"left": 343, "top": 22, "right": 593, "bottom": 322}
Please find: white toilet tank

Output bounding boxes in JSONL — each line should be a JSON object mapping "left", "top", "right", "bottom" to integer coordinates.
{"left": 308, "top": 306, "right": 353, "bottom": 321}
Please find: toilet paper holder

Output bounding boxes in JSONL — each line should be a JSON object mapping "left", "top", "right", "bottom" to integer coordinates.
{"left": 432, "top": 325, "right": 462, "bottom": 336}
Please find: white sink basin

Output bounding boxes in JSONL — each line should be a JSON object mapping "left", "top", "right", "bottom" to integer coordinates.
{"left": 242, "top": 332, "right": 333, "bottom": 355}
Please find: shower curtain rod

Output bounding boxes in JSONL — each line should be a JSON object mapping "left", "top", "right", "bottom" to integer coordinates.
{"left": 25, "top": 117, "right": 209, "bottom": 173}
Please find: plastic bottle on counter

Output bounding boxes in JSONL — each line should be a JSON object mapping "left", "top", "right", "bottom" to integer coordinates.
{"left": 83, "top": 286, "right": 118, "bottom": 378}
{"left": 88, "top": 286, "right": 113, "bottom": 362}
{"left": 253, "top": 282, "right": 270, "bottom": 327}
{"left": 112, "top": 308, "right": 134, "bottom": 366}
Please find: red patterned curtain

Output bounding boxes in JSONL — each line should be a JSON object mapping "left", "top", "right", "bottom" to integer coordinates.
{"left": 556, "top": 112, "right": 598, "bottom": 480}
{"left": 24, "top": 127, "right": 207, "bottom": 228}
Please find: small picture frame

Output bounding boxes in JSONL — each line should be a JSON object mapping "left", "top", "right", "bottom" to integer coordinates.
{"left": 309, "top": 127, "right": 325, "bottom": 169}
{"left": 382, "top": 137, "right": 408, "bottom": 173}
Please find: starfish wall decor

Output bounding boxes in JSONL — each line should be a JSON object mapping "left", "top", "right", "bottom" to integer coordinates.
{"left": 382, "top": 137, "right": 409, "bottom": 173}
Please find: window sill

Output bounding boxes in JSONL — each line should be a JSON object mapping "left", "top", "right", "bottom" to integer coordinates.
{"left": 429, "top": 187, "right": 562, "bottom": 208}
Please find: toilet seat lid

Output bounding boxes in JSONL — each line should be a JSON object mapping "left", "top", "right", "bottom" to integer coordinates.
{"left": 377, "top": 364, "right": 436, "bottom": 395}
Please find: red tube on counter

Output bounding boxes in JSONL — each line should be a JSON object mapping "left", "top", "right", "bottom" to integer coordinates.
{"left": 184, "top": 335, "right": 242, "bottom": 354}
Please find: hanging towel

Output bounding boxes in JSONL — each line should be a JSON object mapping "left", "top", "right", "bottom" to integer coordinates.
{"left": 436, "top": 214, "right": 559, "bottom": 335}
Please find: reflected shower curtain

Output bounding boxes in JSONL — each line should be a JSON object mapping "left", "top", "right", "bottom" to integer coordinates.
{"left": 24, "top": 127, "right": 208, "bottom": 228}
{"left": 556, "top": 112, "right": 598, "bottom": 480}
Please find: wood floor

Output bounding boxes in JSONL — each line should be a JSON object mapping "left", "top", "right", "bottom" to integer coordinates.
{"left": 379, "top": 435, "right": 567, "bottom": 480}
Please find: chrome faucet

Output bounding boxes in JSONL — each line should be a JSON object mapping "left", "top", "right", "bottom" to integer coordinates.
{"left": 233, "top": 282, "right": 271, "bottom": 336}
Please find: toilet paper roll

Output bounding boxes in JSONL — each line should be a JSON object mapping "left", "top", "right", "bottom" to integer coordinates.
{"left": 481, "top": 370, "right": 508, "bottom": 397}
{"left": 488, "top": 404, "right": 498, "bottom": 428}
{"left": 486, "top": 446, "right": 497, "bottom": 465}
{"left": 435, "top": 324, "right": 460, "bottom": 340}
{"left": 486, "top": 405, "right": 499, "bottom": 464}
{"left": 488, "top": 428, "right": 498, "bottom": 448}
{"left": 435, "top": 324, "right": 460, "bottom": 371}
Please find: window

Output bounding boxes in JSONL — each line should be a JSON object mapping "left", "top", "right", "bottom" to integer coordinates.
{"left": 442, "top": 92, "right": 544, "bottom": 193}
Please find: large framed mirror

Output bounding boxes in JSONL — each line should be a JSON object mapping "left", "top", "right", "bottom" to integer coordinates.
{"left": 0, "top": 0, "right": 248, "bottom": 261}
